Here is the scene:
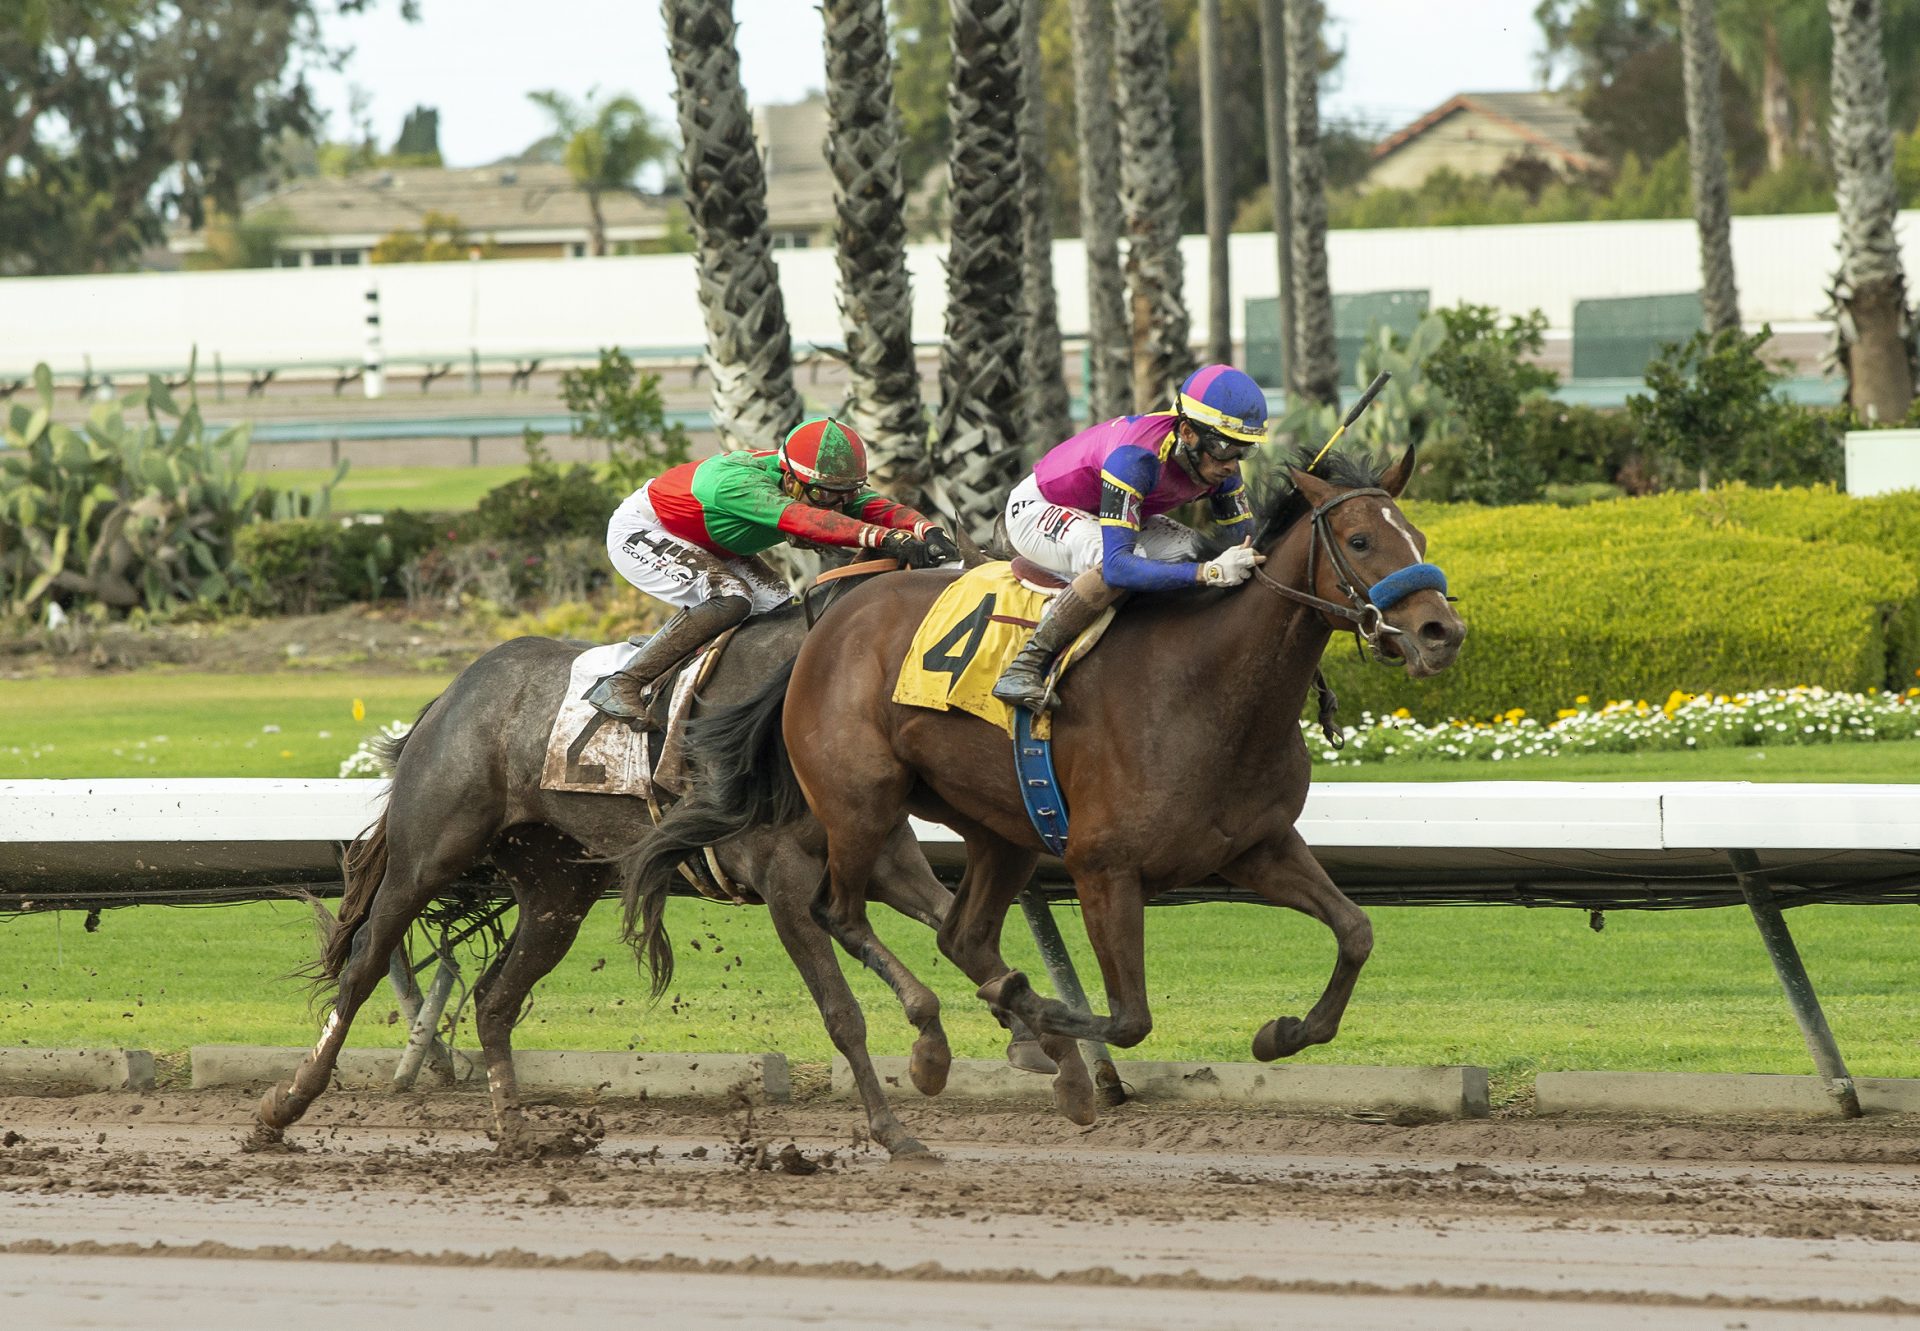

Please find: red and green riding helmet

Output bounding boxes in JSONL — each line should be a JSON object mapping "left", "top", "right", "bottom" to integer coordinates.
{"left": 779, "top": 416, "right": 869, "bottom": 492}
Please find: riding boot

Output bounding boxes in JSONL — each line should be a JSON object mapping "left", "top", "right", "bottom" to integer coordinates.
{"left": 990, "top": 578, "right": 1113, "bottom": 716}
{"left": 583, "top": 595, "right": 751, "bottom": 729}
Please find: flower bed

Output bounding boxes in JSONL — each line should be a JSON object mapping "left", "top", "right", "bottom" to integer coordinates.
{"left": 1305, "top": 685, "right": 1920, "bottom": 767}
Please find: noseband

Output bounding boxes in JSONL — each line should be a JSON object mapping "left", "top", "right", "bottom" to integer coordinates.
{"left": 1251, "top": 487, "right": 1449, "bottom": 658}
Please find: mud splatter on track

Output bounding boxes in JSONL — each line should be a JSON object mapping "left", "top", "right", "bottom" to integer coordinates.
{"left": 3, "top": 1091, "right": 1919, "bottom": 1329}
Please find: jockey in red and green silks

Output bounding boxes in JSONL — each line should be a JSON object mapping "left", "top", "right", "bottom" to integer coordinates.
{"left": 586, "top": 416, "right": 958, "bottom": 726}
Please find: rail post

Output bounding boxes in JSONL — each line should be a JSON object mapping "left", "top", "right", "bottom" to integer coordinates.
{"left": 1727, "top": 849, "right": 1861, "bottom": 1117}
{"left": 1019, "top": 887, "right": 1126, "bottom": 1106}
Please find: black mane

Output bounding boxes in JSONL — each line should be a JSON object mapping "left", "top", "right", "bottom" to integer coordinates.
{"left": 1196, "top": 445, "right": 1389, "bottom": 559}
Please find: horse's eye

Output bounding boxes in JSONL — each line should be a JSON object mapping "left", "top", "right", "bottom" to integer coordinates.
{"left": 1348, "top": 534, "right": 1370, "bottom": 552}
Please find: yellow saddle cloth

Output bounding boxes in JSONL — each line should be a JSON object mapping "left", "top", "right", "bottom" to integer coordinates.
{"left": 891, "top": 562, "right": 1110, "bottom": 739}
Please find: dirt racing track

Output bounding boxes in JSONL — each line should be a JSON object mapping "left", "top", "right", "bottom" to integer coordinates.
{"left": 3, "top": 1091, "right": 1919, "bottom": 1329}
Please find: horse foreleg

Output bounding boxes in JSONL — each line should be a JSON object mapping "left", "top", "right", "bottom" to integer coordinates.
{"left": 1222, "top": 829, "right": 1373, "bottom": 1060}
{"left": 471, "top": 880, "right": 599, "bottom": 1158}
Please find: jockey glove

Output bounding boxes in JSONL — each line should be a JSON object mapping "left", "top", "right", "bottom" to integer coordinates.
{"left": 880, "top": 528, "right": 936, "bottom": 568}
{"left": 1200, "top": 543, "right": 1263, "bottom": 587}
{"left": 922, "top": 527, "right": 961, "bottom": 566}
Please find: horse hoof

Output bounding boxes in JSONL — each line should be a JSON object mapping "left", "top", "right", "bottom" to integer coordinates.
{"left": 887, "top": 1142, "right": 944, "bottom": 1168}
{"left": 976, "top": 969, "right": 1032, "bottom": 1015}
{"left": 238, "top": 1123, "right": 300, "bottom": 1154}
{"left": 1005, "top": 1038, "right": 1058, "bottom": 1076}
{"left": 909, "top": 1029, "right": 952, "bottom": 1096}
{"left": 1253, "top": 1016, "right": 1310, "bottom": 1062}
{"left": 1052, "top": 1064, "right": 1099, "bottom": 1126}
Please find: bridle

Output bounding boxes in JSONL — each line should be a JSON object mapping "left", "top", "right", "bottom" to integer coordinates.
{"left": 1251, "top": 485, "right": 1420, "bottom": 656}
{"left": 1248, "top": 484, "right": 1450, "bottom": 750}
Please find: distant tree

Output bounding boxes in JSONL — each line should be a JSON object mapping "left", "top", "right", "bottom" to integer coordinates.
{"left": 371, "top": 211, "right": 495, "bottom": 263}
{"left": 182, "top": 206, "right": 292, "bottom": 270}
{"left": 1679, "top": 0, "right": 1740, "bottom": 333}
{"left": 0, "top": 0, "right": 414, "bottom": 275}
{"left": 390, "top": 105, "right": 442, "bottom": 164}
{"left": 525, "top": 89, "right": 671, "bottom": 257}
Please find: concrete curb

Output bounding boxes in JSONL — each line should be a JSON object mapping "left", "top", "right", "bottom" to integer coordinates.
{"left": 1536, "top": 1071, "right": 1920, "bottom": 1117}
{"left": 188, "top": 1046, "right": 790, "bottom": 1103}
{"left": 0, "top": 1048, "right": 154, "bottom": 1094}
{"left": 832, "top": 1056, "right": 1490, "bottom": 1118}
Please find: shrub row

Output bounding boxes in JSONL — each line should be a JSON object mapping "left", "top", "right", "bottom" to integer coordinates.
{"left": 1322, "top": 486, "right": 1920, "bottom": 723}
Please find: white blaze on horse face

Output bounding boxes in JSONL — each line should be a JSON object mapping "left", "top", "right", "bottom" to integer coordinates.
{"left": 1379, "top": 505, "right": 1423, "bottom": 560}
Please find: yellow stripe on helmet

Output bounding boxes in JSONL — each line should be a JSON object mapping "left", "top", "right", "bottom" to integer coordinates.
{"left": 1177, "top": 392, "right": 1268, "bottom": 444}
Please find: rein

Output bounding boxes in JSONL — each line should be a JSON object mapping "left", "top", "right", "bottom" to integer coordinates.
{"left": 802, "top": 557, "right": 904, "bottom": 628}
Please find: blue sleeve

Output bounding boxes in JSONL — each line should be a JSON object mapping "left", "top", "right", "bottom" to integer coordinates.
{"left": 1209, "top": 473, "right": 1253, "bottom": 539}
{"left": 1096, "top": 446, "right": 1204, "bottom": 592}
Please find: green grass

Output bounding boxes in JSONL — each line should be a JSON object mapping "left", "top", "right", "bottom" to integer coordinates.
{"left": 4, "top": 672, "right": 1916, "bottom": 783}
{"left": 3, "top": 670, "right": 1914, "bottom": 1099}
{"left": 255, "top": 463, "right": 539, "bottom": 514}
{"left": 2, "top": 898, "right": 1913, "bottom": 1102}
{"left": 0, "top": 674, "right": 451, "bottom": 779}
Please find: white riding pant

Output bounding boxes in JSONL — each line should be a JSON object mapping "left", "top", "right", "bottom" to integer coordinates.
{"left": 606, "top": 484, "right": 794, "bottom": 613}
{"left": 1003, "top": 474, "right": 1203, "bottom": 580}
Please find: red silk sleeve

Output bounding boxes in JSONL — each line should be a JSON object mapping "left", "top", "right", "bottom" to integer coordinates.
{"left": 849, "top": 491, "right": 936, "bottom": 537}
{"left": 773, "top": 502, "right": 892, "bottom": 550}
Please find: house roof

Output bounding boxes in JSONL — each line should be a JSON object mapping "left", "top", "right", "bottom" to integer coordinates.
{"left": 1371, "top": 91, "right": 1596, "bottom": 171}
{"left": 245, "top": 162, "right": 674, "bottom": 241}
{"left": 756, "top": 95, "right": 837, "bottom": 231}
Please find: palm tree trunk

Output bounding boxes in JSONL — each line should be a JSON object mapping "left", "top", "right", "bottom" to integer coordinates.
{"left": 1827, "top": 0, "right": 1916, "bottom": 423}
{"left": 1114, "top": 0, "right": 1193, "bottom": 408}
{"left": 1018, "top": 0, "right": 1073, "bottom": 453}
{"left": 823, "top": 0, "right": 928, "bottom": 503}
{"left": 1200, "top": 0, "right": 1232, "bottom": 366}
{"left": 662, "top": 0, "right": 804, "bottom": 450}
{"left": 586, "top": 189, "right": 608, "bottom": 257}
{"left": 928, "top": 0, "right": 1026, "bottom": 543}
{"left": 1070, "top": 0, "right": 1131, "bottom": 419}
{"left": 1760, "top": 15, "right": 1794, "bottom": 173}
{"left": 1680, "top": 0, "right": 1741, "bottom": 335}
{"left": 1284, "top": 0, "right": 1338, "bottom": 407}
{"left": 1259, "top": 0, "right": 1296, "bottom": 402}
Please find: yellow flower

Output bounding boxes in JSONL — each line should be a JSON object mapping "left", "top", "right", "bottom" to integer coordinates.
{"left": 1556, "top": 708, "right": 1577, "bottom": 719}
{"left": 352, "top": 698, "right": 366, "bottom": 722}
{"left": 280, "top": 749, "right": 294, "bottom": 758}
{"left": 1392, "top": 707, "right": 1411, "bottom": 719}
{"left": 1574, "top": 695, "right": 1589, "bottom": 705}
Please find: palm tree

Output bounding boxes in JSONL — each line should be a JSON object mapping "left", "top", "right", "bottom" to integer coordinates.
{"left": 525, "top": 89, "right": 670, "bottom": 257}
{"left": 661, "top": 0, "right": 804, "bottom": 451}
{"left": 1679, "top": 0, "right": 1741, "bottom": 335}
{"left": 1258, "top": 0, "right": 1296, "bottom": 401}
{"left": 1284, "top": 0, "right": 1338, "bottom": 407}
{"left": 822, "top": 0, "right": 928, "bottom": 502}
{"left": 928, "top": 0, "right": 1026, "bottom": 542}
{"left": 1826, "top": 0, "right": 1915, "bottom": 423}
{"left": 1019, "top": 0, "right": 1073, "bottom": 452}
{"left": 1114, "top": 0, "right": 1193, "bottom": 409}
{"left": 1070, "top": 0, "right": 1131, "bottom": 419}
{"left": 1199, "top": 0, "right": 1232, "bottom": 366}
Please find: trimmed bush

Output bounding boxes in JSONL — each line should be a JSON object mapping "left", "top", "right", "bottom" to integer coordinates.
{"left": 233, "top": 519, "right": 342, "bottom": 615}
{"left": 1323, "top": 488, "right": 1920, "bottom": 722}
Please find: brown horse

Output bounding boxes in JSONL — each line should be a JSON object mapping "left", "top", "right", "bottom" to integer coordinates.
{"left": 623, "top": 447, "right": 1465, "bottom": 1121}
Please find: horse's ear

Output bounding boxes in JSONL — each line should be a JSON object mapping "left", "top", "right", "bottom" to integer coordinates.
{"left": 1287, "top": 465, "right": 1335, "bottom": 508}
{"left": 1380, "top": 445, "right": 1419, "bottom": 498}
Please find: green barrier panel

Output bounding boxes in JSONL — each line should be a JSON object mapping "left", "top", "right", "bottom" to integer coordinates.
{"left": 1243, "top": 289, "right": 1430, "bottom": 388}
{"left": 1571, "top": 292, "right": 1703, "bottom": 380}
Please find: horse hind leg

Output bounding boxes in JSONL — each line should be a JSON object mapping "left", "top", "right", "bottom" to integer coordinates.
{"left": 760, "top": 847, "right": 932, "bottom": 1162}
{"left": 475, "top": 829, "right": 605, "bottom": 1158}
{"left": 248, "top": 801, "right": 497, "bottom": 1151}
{"left": 933, "top": 834, "right": 1098, "bottom": 1126}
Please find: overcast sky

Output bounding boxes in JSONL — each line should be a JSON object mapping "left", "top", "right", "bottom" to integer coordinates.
{"left": 313, "top": 0, "right": 1548, "bottom": 169}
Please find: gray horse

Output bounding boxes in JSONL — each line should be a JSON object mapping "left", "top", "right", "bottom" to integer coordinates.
{"left": 247, "top": 610, "right": 1058, "bottom": 1160}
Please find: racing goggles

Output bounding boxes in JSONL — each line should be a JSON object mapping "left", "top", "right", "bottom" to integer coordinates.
{"left": 1189, "top": 423, "right": 1258, "bottom": 462}
{"left": 799, "top": 479, "right": 860, "bottom": 505}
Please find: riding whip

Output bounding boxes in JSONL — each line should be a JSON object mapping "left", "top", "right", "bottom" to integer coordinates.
{"left": 1307, "top": 370, "right": 1392, "bottom": 472}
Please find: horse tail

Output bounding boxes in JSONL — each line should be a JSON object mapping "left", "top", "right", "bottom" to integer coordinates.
{"left": 315, "top": 697, "right": 436, "bottom": 984}
{"left": 617, "top": 657, "right": 804, "bottom": 999}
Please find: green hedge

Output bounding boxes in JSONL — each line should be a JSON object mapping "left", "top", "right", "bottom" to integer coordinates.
{"left": 1323, "top": 487, "right": 1920, "bottom": 722}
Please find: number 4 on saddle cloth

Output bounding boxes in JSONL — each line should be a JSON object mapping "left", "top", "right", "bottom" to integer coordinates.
{"left": 891, "top": 561, "right": 1116, "bottom": 855}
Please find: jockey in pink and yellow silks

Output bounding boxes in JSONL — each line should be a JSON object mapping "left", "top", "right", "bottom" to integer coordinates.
{"left": 992, "top": 364, "right": 1269, "bottom": 714}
